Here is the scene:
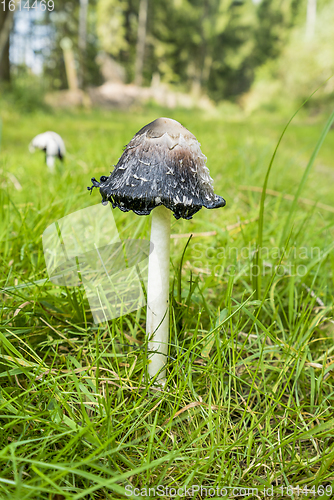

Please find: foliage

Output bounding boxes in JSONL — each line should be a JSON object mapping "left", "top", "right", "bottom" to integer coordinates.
{"left": 96, "top": 0, "right": 304, "bottom": 97}
{"left": 281, "top": 0, "right": 334, "bottom": 102}
{"left": 245, "top": 0, "right": 334, "bottom": 112}
{"left": 0, "top": 104, "right": 334, "bottom": 497}
{"left": 96, "top": 0, "right": 139, "bottom": 82}
{"left": 27, "top": 0, "right": 306, "bottom": 99}
{"left": 7, "top": 0, "right": 334, "bottom": 107}
{"left": 0, "top": 70, "right": 49, "bottom": 113}
{"left": 97, "top": 0, "right": 136, "bottom": 57}
{"left": 41, "top": 0, "right": 102, "bottom": 90}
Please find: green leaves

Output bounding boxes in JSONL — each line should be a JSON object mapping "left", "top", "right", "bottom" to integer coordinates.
{"left": 97, "top": 0, "right": 130, "bottom": 57}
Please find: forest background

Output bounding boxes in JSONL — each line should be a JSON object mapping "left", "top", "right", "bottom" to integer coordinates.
{"left": 1, "top": 0, "right": 333, "bottom": 112}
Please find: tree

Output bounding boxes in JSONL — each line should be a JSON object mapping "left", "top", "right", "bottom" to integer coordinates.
{"left": 306, "top": 0, "right": 317, "bottom": 40}
{"left": 91, "top": 0, "right": 311, "bottom": 99}
{"left": 79, "top": 0, "right": 89, "bottom": 87}
{"left": 0, "top": 0, "right": 15, "bottom": 82}
{"left": 134, "top": 0, "right": 148, "bottom": 85}
{"left": 42, "top": 0, "right": 101, "bottom": 90}
{"left": 97, "top": 0, "right": 139, "bottom": 81}
{"left": 245, "top": 0, "right": 334, "bottom": 110}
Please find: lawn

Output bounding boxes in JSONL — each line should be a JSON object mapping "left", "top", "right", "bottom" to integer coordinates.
{"left": 0, "top": 102, "right": 334, "bottom": 499}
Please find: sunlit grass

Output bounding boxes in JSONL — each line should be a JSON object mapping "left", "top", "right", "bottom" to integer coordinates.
{"left": 0, "top": 103, "right": 334, "bottom": 499}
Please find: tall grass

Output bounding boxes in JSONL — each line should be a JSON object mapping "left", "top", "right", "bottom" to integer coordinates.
{"left": 0, "top": 105, "right": 334, "bottom": 499}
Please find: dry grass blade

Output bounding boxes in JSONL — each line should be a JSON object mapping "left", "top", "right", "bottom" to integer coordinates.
{"left": 163, "top": 401, "right": 220, "bottom": 425}
{"left": 240, "top": 185, "right": 334, "bottom": 213}
{"left": 170, "top": 218, "right": 257, "bottom": 239}
{"left": 13, "top": 301, "right": 33, "bottom": 317}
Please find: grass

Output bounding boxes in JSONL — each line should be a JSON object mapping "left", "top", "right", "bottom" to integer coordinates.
{"left": 0, "top": 101, "right": 334, "bottom": 499}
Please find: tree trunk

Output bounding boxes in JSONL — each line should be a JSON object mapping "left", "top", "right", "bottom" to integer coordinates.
{"left": 60, "top": 37, "right": 79, "bottom": 91}
{"left": 134, "top": 0, "right": 148, "bottom": 86}
{"left": 306, "top": 0, "right": 317, "bottom": 41}
{"left": 0, "top": 1, "right": 15, "bottom": 82}
{"left": 78, "top": 0, "right": 88, "bottom": 88}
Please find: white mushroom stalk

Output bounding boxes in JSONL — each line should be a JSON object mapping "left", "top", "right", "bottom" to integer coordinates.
{"left": 46, "top": 155, "right": 56, "bottom": 170}
{"left": 146, "top": 205, "right": 171, "bottom": 383}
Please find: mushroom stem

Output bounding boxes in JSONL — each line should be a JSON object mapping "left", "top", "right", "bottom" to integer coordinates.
{"left": 146, "top": 204, "right": 171, "bottom": 383}
{"left": 46, "top": 156, "right": 56, "bottom": 172}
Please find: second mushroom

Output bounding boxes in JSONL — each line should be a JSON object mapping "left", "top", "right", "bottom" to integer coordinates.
{"left": 89, "top": 117, "right": 226, "bottom": 384}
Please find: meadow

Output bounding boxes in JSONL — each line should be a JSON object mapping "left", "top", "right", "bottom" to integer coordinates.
{"left": 0, "top": 101, "right": 334, "bottom": 499}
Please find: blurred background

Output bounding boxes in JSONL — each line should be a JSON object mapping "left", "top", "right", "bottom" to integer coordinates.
{"left": 1, "top": 0, "right": 333, "bottom": 113}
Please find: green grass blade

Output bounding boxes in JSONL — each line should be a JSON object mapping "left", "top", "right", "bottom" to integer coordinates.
{"left": 254, "top": 87, "right": 329, "bottom": 300}
{"left": 279, "top": 107, "right": 334, "bottom": 247}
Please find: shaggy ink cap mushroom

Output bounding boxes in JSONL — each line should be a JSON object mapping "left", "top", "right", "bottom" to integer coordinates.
{"left": 89, "top": 117, "right": 226, "bottom": 219}
{"left": 29, "top": 131, "right": 66, "bottom": 160}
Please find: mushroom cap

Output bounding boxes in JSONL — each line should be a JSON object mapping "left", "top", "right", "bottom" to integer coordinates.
{"left": 29, "top": 132, "right": 66, "bottom": 160}
{"left": 89, "top": 117, "right": 226, "bottom": 220}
